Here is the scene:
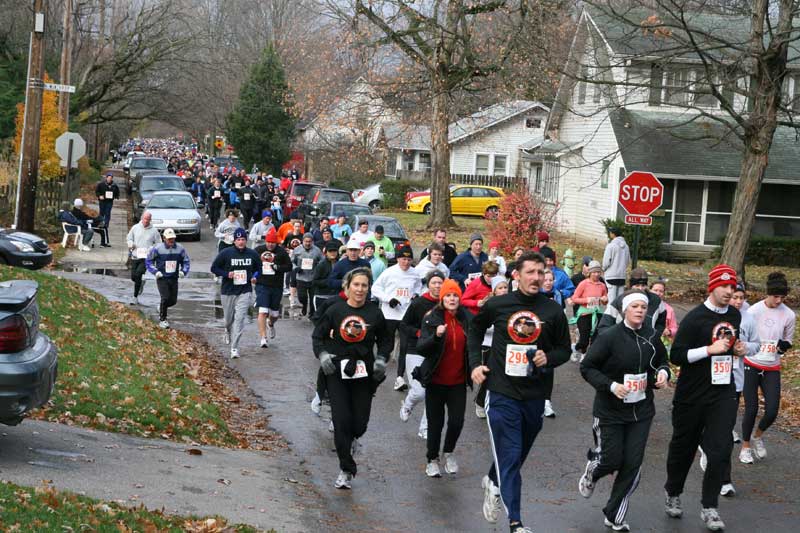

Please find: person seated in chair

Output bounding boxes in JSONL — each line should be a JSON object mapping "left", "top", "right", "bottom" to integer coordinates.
{"left": 71, "top": 198, "right": 110, "bottom": 247}
{"left": 58, "top": 201, "right": 93, "bottom": 251}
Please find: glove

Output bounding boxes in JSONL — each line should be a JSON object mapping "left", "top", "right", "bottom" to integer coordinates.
{"left": 319, "top": 352, "right": 336, "bottom": 376}
{"left": 777, "top": 340, "right": 792, "bottom": 354}
{"left": 388, "top": 298, "right": 400, "bottom": 308}
{"left": 525, "top": 348, "right": 550, "bottom": 378}
{"left": 343, "top": 358, "right": 358, "bottom": 377}
{"left": 373, "top": 357, "right": 387, "bottom": 381}
{"left": 155, "top": 271, "right": 163, "bottom": 279}
{"left": 178, "top": 271, "right": 185, "bottom": 278}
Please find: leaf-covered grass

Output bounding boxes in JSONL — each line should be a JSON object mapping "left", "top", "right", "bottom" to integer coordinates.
{"left": 0, "top": 481, "right": 258, "bottom": 532}
{"left": 0, "top": 265, "right": 237, "bottom": 446}
{"left": 384, "top": 209, "right": 489, "bottom": 252}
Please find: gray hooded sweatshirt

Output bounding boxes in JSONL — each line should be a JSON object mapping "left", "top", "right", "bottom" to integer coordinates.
{"left": 602, "top": 235, "right": 630, "bottom": 282}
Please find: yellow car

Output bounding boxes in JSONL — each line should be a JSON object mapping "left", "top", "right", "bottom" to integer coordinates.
{"left": 406, "top": 184, "right": 505, "bottom": 217}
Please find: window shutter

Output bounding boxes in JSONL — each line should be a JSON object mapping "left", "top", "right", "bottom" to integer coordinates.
{"left": 649, "top": 64, "right": 663, "bottom": 106}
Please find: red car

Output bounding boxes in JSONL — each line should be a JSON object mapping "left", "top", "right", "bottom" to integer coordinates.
{"left": 285, "top": 181, "right": 325, "bottom": 214}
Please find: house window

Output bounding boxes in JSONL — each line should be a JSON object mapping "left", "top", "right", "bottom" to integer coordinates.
{"left": 401, "top": 151, "right": 415, "bottom": 171}
{"left": 475, "top": 154, "right": 490, "bottom": 175}
{"left": 600, "top": 159, "right": 610, "bottom": 189}
{"left": 529, "top": 164, "right": 543, "bottom": 195}
{"left": 578, "top": 65, "right": 589, "bottom": 104}
{"left": 665, "top": 67, "right": 691, "bottom": 105}
{"left": 648, "top": 63, "right": 664, "bottom": 106}
{"left": 385, "top": 152, "right": 397, "bottom": 177}
{"left": 475, "top": 154, "right": 508, "bottom": 176}
{"left": 693, "top": 71, "right": 718, "bottom": 108}
{"left": 525, "top": 117, "right": 542, "bottom": 129}
{"left": 493, "top": 155, "right": 507, "bottom": 176}
{"left": 418, "top": 152, "right": 431, "bottom": 171}
{"left": 539, "top": 159, "right": 560, "bottom": 203}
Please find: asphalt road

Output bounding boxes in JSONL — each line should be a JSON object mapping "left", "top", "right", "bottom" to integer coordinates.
{"left": 53, "top": 212, "right": 800, "bottom": 533}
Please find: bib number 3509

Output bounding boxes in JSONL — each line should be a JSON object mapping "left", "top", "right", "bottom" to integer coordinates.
{"left": 505, "top": 344, "right": 533, "bottom": 377}
{"left": 623, "top": 372, "right": 647, "bottom": 403}
{"left": 711, "top": 355, "right": 732, "bottom": 385}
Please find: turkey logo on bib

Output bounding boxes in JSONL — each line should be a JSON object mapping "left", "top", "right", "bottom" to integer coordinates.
{"left": 340, "top": 315, "right": 368, "bottom": 343}
{"left": 711, "top": 321, "right": 736, "bottom": 350}
{"left": 507, "top": 311, "right": 542, "bottom": 344}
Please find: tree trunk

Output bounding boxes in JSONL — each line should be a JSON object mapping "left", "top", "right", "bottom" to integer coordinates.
{"left": 427, "top": 79, "right": 455, "bottom": 229}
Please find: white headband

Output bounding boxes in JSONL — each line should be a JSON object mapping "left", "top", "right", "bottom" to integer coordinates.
{"left": 622, "top": 293, "right": 648, "bottom": 313}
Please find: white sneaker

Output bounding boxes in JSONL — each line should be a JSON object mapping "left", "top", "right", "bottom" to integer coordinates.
{"left": 267, "top": 322, "right": 276, "bottom": 340}
{"left": 417, "top": 428, "right": 427, "bottom": 440}
{"left": 720, "top": 483, "right": 736, "bottom": 497}
{"left": 79, "top": 244, "right": 91, "bottom": 252}
{"left": 230, "top": 348, "right": 240, "bottom": 359}
{"left": 751, "top": 436, "right": 767, "bottom": 459}
{"left": 571, "top": 349, "right": 582, "bottom": 362}
{"left": 481, "top": 475, "right": 501, "bottom": 523}
{"left": 393, "top": 376, "right": 408, "bottom": 391}
{"left": 544, "top": 400, "right": 556, "bottom": 418}
{"left": 443, "top": 453, "right": 458, "bottom": 474}
{"left": 426, "top": 460, "right": 442, "bottom": 478}
{"left": 475, "top": 404, "right": 486, "bottom": 419}
{"left": 334, "top": 470, "right": 352, "bottom": 489}
{"left": 260, "top": 337, "right": 268, "bottom": 348}
{"left": 130, "top": 296, "right": 139, "bottom": 305}
{"left": 739, "top": 447, "right": 754, "bottom": 464}
{"left": 664, "top": 492, "right": 683, "bottom": 518}
{"left": 283, "top": 288, "right": 291, "bottom": 296}
{"left": 328, "top": 420, "right": 334, "bottom": 433}
{"left": 700, "top": 507, "right": 725, "bottom": 531}
{"left": 223, "top": 331, "right": 230, "bottom": 345}
{"left": 699, "top": 446, "right": 707, "bottom": 472}
{"left": 579, "top": 460, "right": 595, "bottom": 498}
{"left": 400, "top": 404, "right": 411, "bottom": 422}
{"left": 310, "top": 393, "right": 321, "bottom": 416}
{"left": 732, "top": 430, "right": 741, "bottom": 443}
{"left": 510, "top": 525, "right": 533, "bottom": 533}
{"left": 158, "top": 320, "right": 169, "bottom": 329}
{"left": 604, "top": 517, "right": 631, "bottom": 531}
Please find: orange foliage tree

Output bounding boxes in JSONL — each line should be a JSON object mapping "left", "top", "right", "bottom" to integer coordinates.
{"left": 13, "top": 73, "right": 68, "bottom": 180}
{"left": 487, "top": 189, "right": 560, "bottom": 256}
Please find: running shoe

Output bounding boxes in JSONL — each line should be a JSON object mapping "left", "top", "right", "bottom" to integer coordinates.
{"left": 223, "top": 331, "right": 230, "bottom": 345}
{"left": 699, "top": 446, "right": 707, "bottom": 472}
{"left": 739, "top": 447, "right": 754, "bottom": 464}
{"left": 400, "top": 404, "right": 411, "bottom": 422}
{"left": 328, "top": 420, "right": 334, "bottom": 432}
{"left": 720, "top": 483, "right": 736, "bottom": 497}
{"left": 334, "top": 471, "right": 352, "bottom": 489}
{"left": 268, "top": 322, "right": 276, "bottom": 340}
{"left": 260, "top": 337, "right": 268, "bottom": 348}
{"left": 283, "top": 288, "right": 291, "bottom": 296}
{"left": 310, "top": 393, "right": 321, "bottom": 416}
{"left": 130, "top": 296, "right": 139, "bottom": 305}
{"left": 158, "top": 320, "right": 170, "bottom": 329}
{"left": 751, "top": 436, "right": 767, "bottom": 459}
{"left": 393, "top": 376, "right": 408, "bottom": 391}
{"left": 544, "top": 400, "right": 556, "bottom": 418}
{"left": 509, "top": 522, "right": 533, "bottom": 533}
{"left": 475, "top": 404, "right": 486, "bottom": 419}
{"left": 230, "top": 348, "right": 240, "bottom": 359}
{"left": 579, "top": 460, "right": 595, "bottom": 498}
{"left": 700, "top": 508, "right": 725, "bottom": 531}
{"left": 443, "top": 453, "right": 458, "bottom": 474}
{"left": 732, "top": 430, "right": 741, "bottom": 443}
{"left": 426, "top": 459, "right": 442, "bottom": 478}
{"left": 604, "top": 518, "right": 631, "bottom": 531}
{"left": 481, "top": 475, "right": 501, "bottom": 524}
{"left": 417, "top": 428, "right": 427, "bottom": 440}
{"left": 571, "top": 348, "right": 581, "bottom": 362}
{"left": 665, "top": 493, "right": 683, "bottom": 518}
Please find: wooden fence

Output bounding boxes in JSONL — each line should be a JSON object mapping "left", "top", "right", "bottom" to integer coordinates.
{"left": 393, "top": 169, "right": 529, "bottom": 190}
{"left": 0, "top": 177, "right": 80, "bottom": 226}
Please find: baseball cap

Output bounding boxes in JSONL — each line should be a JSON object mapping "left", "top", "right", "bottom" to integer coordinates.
{"left": 163, "top": 228, "right": 176, "bottom": 239}
{"left": 346, "top": 239, "right": 362, "bottom": 249}
{"left": 325, "top": 241, "right": 340, "bottom": 252}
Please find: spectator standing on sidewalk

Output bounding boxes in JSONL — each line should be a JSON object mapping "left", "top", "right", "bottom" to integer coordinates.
{"left": 126, "top": 212, "right": 162, "bottom": 305}
{"left": 95, "top": 172, "right": 120, "bottom": 231}
{"left": 145, "top": 228, "right": 190, "bottom": 329}
{"left": 602, "top": 226, "right": 630, "bottom": 303}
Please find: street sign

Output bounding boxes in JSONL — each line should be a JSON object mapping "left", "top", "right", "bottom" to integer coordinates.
{"left": 55, "top": 132, "right": 86, "bottom": 168}
{"left": 624, "top": 214, "right": 653, "bottom": 225}
{"left": 618, "top": 171, "right": 664, "bottom": 217}
{"left": 215, "top": 139, "right": 224, "bottom": 149}
{"left": 43, "top": 82, "right": 76, "bottom": 93}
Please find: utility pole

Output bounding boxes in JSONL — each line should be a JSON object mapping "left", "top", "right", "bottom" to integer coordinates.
{"left": 58, "top": 0, "right": 73, "bottom": 123}
{"left": 15, "top": 0, "right": 47, "bottom": 232}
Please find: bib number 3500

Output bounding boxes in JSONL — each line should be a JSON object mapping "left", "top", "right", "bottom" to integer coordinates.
{"left": 505, "top": 344, "right": 533, "bottom": 377}
{"left": 711, "top": 355, "right": 732, "bottom": 385}
{"left": 623, "top": 372, "right": 647, "bottom": 403}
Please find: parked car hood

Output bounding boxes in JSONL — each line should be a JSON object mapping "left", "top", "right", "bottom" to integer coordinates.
{"left": 0, "top": 229, "right": 48, "bottom": 247}
{"left": 145, "top": 207, "right": 201, "bottom": 221}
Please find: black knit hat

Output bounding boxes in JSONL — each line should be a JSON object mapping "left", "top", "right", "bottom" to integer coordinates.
{"left": 766, "top": 271, "right": 789, "bottom": 296}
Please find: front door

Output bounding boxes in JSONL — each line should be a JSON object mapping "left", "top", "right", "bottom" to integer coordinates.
{"left": 672, "top": 180, "right": 704, "bottom": 243}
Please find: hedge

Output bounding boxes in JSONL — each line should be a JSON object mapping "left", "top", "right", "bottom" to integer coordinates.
{"left": 381, "top": 179, "right": 424, "bottom": 209}
{"left": 601, "top": 218, "right": 665, "bottom": 260}
{"left": 715, "top": 236, "right": 800, "bottom": 267}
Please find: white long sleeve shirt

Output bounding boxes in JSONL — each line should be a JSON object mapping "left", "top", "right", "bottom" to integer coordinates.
{"left": 371, "top": 264, "right": 423, "bottom": 321}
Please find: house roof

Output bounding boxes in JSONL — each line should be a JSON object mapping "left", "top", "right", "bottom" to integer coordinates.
{"left": 448, "top": 100, "right": 548, "bottom": 144}
{"left": 382, "top": 124, "right": 432, "bottom": 151}
{"left": 608, "top": 108, "right": 800, "bottom": 184}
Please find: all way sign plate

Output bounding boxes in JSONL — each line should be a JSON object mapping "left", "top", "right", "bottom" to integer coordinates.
{"left": 43, "top": 82, "right": 76, "bottom": 93}
{"left": 625, "top": 214, "right": 652, "bottom": 225}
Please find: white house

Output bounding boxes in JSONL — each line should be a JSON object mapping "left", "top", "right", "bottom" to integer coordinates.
{"left": 533, "top": 6, "right": 800, "bottom": 254}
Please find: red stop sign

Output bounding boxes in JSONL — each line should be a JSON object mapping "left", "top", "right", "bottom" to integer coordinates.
{"left": 619, "top": 171, "right": 664, "bottom": 216}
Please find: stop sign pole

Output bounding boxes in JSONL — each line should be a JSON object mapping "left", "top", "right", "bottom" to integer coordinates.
{"left": 618, "top": 171, "right": 664, "bottom": 269}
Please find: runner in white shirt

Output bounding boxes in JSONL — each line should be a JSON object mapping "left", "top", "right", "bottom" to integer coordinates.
{"left": 414, "top": 241, "right": 450, "bottom": 279}
{"left": 350, "top": 219, "right": 374, "bottom": 248}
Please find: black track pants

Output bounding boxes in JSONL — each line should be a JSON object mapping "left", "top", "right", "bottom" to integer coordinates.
{"left": 325, "top": 373, "right": 373, "bottom": 476}
{"left": 156, "top": 276, "right": 179, "bottom": 321}
{"left": 425, "top": 383, "right": 466, "bottom": 461}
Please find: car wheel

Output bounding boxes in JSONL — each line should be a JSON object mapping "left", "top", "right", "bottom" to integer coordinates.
{"left": 368, "top": 200, "right": 381, "bottom": 211}
{"left": 0, "top": 254, "right": 7, "bottom": 265}
{"left": 423, "top": 203, "right": 431, "bottom": 215}
{"left": 485, "top": 206, "right": 499, "bottom": 219}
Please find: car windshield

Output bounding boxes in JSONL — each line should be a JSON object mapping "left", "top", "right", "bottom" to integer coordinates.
{"left": 363, "top": 219, "right": 405, "bottom": 237}
{"left": 293, "top": 183, "right": 316, "bottom": 197}
{"left": 147, "top": 195, "right": 195, "bottom": 209}
{"left": 330, "top": 204, "right": 372, "bottom": 217}
{"left": 132, "top": 159, "right": 167, "bottom": 170}
{"left": 319, "top": 190, "right": 351, "bottom": 203}
{"left": 141, "top": 177, "right": 184, "bottom": 192}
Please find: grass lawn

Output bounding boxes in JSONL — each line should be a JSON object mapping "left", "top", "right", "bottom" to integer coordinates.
{"left": 0, "top": 480, "right": 258, "bottom": 532}
{"left": 0, "top": 265, "right": 237, "bottom": 447}
{"left": 384, "top": 209, "right": 490, "bottom": 252}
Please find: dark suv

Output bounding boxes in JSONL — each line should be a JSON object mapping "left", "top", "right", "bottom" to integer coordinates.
{"left": 285, "top": 181, "right": 325, "bottom": 216}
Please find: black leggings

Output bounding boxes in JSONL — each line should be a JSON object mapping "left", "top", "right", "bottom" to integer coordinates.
{"left": 576, "top": 314, "right": 593, "bottom": 353}
{"left": 297, "top": 280, "right": 314, "bottom": 316}
{"left": 131, "top": 259, "right": 147, "bottom": 297}
{"left": 156, "top": 277, "right": 179, "bottom": 321}
{"left": 425, "top": 383, "right": 466, "bottom": 461}
{"left": 741, "top": 365, "right": 781, "bottom": 441}
{"left": 326, "top": 373, "right": 373, "bottom": 476}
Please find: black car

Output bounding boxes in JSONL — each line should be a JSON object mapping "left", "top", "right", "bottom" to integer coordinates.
{"left": 0, "top": 279, "right": 58, "bottom": 425}
{"left": 125, "top": 157, "right": 168, "bottom": 192}
{"left": 0, "top": 229, "right": 53, "bottom": 270}
{"left": 302, "top": 201, "right": 372, "bottom": 229}
{"left": 350, "top": 214, "right": 411, "bottom": 254}
{"left": 131, "top": 174, "right": 187, "bottom": 221}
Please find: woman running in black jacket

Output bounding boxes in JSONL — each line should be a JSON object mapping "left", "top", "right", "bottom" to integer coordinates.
{"left": 578, "top": 290, "right": 671, "bottom": 531}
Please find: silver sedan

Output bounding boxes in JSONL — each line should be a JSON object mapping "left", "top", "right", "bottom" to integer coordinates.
{"left": 144, "top": 191, "right": 202, "bottom": 241}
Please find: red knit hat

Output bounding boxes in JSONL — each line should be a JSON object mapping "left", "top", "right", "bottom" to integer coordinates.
{"left": 439, "top": 279, "right": 463, "bottom": 301}
{"left": 265, "top": 227, "right": 279, "bottom": 243}
{"left": 489, "top": 240, "right": 499, "bottom": 249}
{"left": 708, "top": 264, "right": 737, "bottom": 292}
{"left": 536, "top": 230, "right": 550, "bottom": 242}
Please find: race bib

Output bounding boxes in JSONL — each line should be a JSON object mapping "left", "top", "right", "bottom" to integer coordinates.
{"left": 104, "top": 191, "right": 114, "bottom": 199}
{"left": 468, "top": 272, "right": 481, "bottom": 282}
{"left": 243, "top": 193, "right": 251, "bottom": 201}
{"left": 232, "top": 269, "right": 247, "bottom": 285}
{"left": 223, "top": 234, "right": 234, "bottom": 244}
{"left": 165, "top": 260, "right": 177, "bottom": 274}
{"left": 758, "top": 340, "right": 778, "bottom": 356}
{"left": 213, "top": 190, "right": 221, "bottom": 199}
{"left": 711, "top": 355, "right": 732, "bottom": 385}
{"left": 235, "top": 183, "right": 242, "bottom": 189}
{"left": 505, "top": 344, "right": 533, "bottom": 377}
{"left": 395, "top": 287, "right": 411, "bottom": 299}
{"left": 135, "top": 247, "right": 148, "bottom": 259}
{"left": 623, "top": 373, "right": 647, "bottom": 403}
{"left": 340, "top": 359, "right": 368, "bottom": 380}
{"left": 301, "top": 258, "right": 314, "bottom": 270}
{"left": 262, "top": 262, "right": 274, "bottom": 275}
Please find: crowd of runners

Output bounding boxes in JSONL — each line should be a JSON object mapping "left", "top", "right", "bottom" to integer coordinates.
{"left": 114, "top": 140, "right": 795, "bottom": 533}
